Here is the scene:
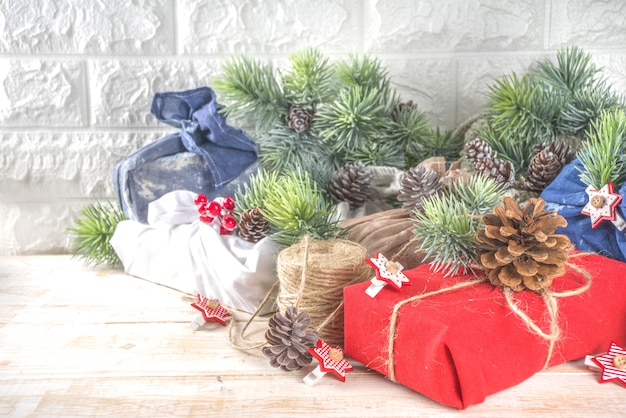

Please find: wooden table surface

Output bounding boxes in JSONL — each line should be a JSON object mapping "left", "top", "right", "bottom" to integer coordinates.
{"left": 0, "top": 255, "right": 624, "bottom": 417}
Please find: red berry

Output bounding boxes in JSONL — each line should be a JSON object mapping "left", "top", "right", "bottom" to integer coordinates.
{"left": 221, "top": 213, "right": 237, "bottom": 231}
{"left": 207, "top": 201, "right": 222, "bottom": 217}
{"left": 222, "top": 196, "right": 236, "bottom": 211}
{"left": 199, "top": 214, "right": 214, "bottom": 224}
{"left": 194, "top": 193, "right": 208, "bottom": 207}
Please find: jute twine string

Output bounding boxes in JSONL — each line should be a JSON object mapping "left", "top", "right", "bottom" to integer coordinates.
{"left": 386, "top": 252, "right": 593, "bottom": 383}
{"left": 228, "top": 235, "right": 371, "bottom": 350}
{"left": 276, "top": 235, "right": 371, "bottom": 346}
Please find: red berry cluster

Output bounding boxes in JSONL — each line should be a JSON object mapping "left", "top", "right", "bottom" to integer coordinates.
{"left": 194, "top": 194, "right": 237, "bottom": 235}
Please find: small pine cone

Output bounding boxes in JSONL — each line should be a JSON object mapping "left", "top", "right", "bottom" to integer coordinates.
{"left": 397, "top": 165, "right": 443, "bottom": 211}
{"left": 476, "top": 197, "right": 570, "bottom": 292}
{"left": 390, "top": 100, "right": 415, "bottom": 122}
{"left": 526, "top": 142, "right": 575, "bottom": 191}
{"left": 330, "top": 162, "right": 373, "bottom": 210}
{"left": 238, "top": 206, "right": 270, "bottom": 243}
{"left": 285, "top": 105, "right": 314, "bottom": 133}
{"left": 465, "top": 138, "right": 494, "bottom": 168}
{"left": 262, "top": 307, "right": 318, "bottom": 371}
{"left": 532, "top": 141, "right": 576, "bottom": 167}
{"left": 474, "top": 156, "right": 516, "bottom": 189}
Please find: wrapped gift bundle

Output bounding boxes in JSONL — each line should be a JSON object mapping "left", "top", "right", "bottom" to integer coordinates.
{"left": 111, "top": 190, "right": 280, "bottom": 314}
{"left": 343, "top": 254, "right": 626, "bottom": 409}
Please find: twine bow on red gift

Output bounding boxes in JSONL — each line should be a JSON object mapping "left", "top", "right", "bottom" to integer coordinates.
{"left": 194, "top": 193, "right": 237, "bottom": 234}
{"left": 581, "top": 182, "right": 626, "bottom": 230}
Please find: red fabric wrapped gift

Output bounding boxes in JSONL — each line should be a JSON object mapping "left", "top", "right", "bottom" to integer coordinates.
{"left": 343, "top": 254, "right": 626, "bottom": 409}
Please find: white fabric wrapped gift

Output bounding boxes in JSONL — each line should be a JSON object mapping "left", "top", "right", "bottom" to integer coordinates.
{"left": 111, "top": 190, "right": 280, "bottom": 314}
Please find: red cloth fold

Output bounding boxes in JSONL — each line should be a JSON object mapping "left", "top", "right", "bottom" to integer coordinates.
{"left": 343, "top": 254, "right": 626, "bottom": 409}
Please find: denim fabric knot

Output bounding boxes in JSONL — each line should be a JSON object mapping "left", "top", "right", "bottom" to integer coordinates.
{"left": 151, "top": 87, "right": 258, "bottom": 188}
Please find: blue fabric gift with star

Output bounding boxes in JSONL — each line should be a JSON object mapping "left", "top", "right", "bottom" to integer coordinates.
{"left": 114, "top": 87, "right": 259, "bottom": 222}
{"left": 541, "top": 158, "right": 626, "bottom": 262}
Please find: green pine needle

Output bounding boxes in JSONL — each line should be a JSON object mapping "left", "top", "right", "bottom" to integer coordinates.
{"left": 260, "top": 170, "right": 338, "bottom": 246}
{"left": 487, "top": 72, "right": 561, "bottom": 141}
{"left": 234, "top": 170, "right": 280, "bottom": 216}
{"left": 282, "top": 47, "right": 337, "bottom": 107}
{"left": 474, "top": 120, "right": 538, "bottom": 177}
{"left": 407, "top": 127, "right": 464, "bottom": 166}
{"left": 387, "top": 102, "right": 431, "bottom": 149}
{"left": 213, "top": 55, "right": 289, "bottom": 133}
{"left": 335, "top": 54, "right": 392, "bottom": 97}
{"left": 535, "top": 45, "right": 598, "bottom": 95}
{"left": 344, "top": 140, "right": 405, "bottom": 169}
{"left": 315, "top": 85, "right": 388, "bottom": 154}
{"left": 412, "top": 193, "right": 479, "bottom": 277}
{"left": 577, "top": 109, "right": 626, "bottom": 189}
{"left": 449, "top": 174, "right": 506, "bottom": 215}
{"left": 258, "top": 125, "right": 335, "bottom": 188}
{"left": 68, "top": 202, "right": 125, "bottom": 267}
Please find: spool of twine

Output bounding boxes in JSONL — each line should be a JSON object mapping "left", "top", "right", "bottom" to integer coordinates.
{"left": 276, "top": 236, "right": 371, "bottom": 347}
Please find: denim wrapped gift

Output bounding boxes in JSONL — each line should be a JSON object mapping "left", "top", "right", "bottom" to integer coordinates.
{"left": 541, "top": 158, "right": 626, "bottom": 261}
{"left": 114, "top": 87, "right": 258, "bottom": 222}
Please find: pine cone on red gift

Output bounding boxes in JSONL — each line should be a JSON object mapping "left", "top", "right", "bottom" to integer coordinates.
{"left": 465, "top": 138, "right": 494, "bottom": 168}
{"left": 238, "top": 206, "right": 270, "bottom": 243}
{"left": 262, "top": 307, "right": 318, "bottom": 371}
{"left": 285, "top": 105, "right": 315, "bottom": 133}
{"left": 476, "top": 197, "right": 570, "bottom": 292}
{"left": 397, "top": 165, "right": 443, "bottom": 211}
{"left": 329, "top": 162, "right": 373, "bottom": 210}
{"left": 525, "top": 142, "right": 576, "bottom": 191}
{"left": 473, "top": 156, "right": 516, "bottom": 189}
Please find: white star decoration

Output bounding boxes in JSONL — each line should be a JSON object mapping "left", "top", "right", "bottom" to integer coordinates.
{"left": 581, "top": 182, "right": 625, "bottom": 230}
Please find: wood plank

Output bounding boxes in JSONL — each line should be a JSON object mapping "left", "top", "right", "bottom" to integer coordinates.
{"left": 1, "top": 256, "right": 625, "bottom": 417}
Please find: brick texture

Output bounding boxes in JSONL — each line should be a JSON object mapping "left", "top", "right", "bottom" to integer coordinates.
{"left": 1, "top": 0, "right": 625, "bottom": 255}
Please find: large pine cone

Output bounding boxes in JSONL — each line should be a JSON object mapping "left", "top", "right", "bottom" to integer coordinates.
{"left": 473, "top": 156, "right": 516, "bottom": 189}
{"left": 329, "top": 162, "right": 373, "bottom": 210}
{"left": 476, "top": 197, "right": 570, "bottom": 292}
{"left": 262, "top": 307, "right": 318, "bottom": 371}
{"left": 465, "top": 138, "right": 494, "bottom": 167}
{"left": 397, "top": 165, "right": 443, "bottom": 211}
{"left": 285, "top": 105, "right": 314, "bottom": 133}
{"left": 238, "top": 206, "right": 270, "bottom": 243}
{"left": 525, "top": 142, "right": 575, "bottom": 191}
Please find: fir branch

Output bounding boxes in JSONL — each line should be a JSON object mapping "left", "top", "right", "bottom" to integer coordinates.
{"left": 406, "top": 127, "right": 464, "bottom": 166}
{"left": 258, "top": 125, "right": 335, "bottom": 188}
{"left": 282, "top": 47, "right": 337, "bottom": 107}
{"left": 486, "top": 72, "right": 561, "bottom": 141}
{"left": 261, "top": 170, "right": 338, "bottom": 246}
{"left": 577, "top": 109, "right": 626, "bottom": 189}
{"left": 314, "top": 85, "right": 388, "bottom": 155}
{"left": 213, "top": 55, "right": 289, "bottom": 133}
{"left": 234, "top": 170, "right": 280, "bottom": 216}
{"left": 412, "top": 193, "right": 479, "bottom": 277}
{"left": 474, "top": 121, "right": 538, "bottom": 176}
{"left": 449, "top": 174, "right": 506, "bottom": 215}
{"left": 534, "top": 45, "right": 598, "bottom": 95}
{"left": 386, "top": 102, "right": 431, "bottom": 149}
{"left": 68, "top": 202, "right": 125, "bottom": 267}
{"left": 344, "top": 140, "right": 405, "bottom": 169}
{"left": 335, "top": 54, "right": 392, "bottom": 98}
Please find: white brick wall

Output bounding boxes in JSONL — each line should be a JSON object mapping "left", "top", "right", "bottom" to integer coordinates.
{"left": 1, "top": 0, "right": 625, "bottom": 255}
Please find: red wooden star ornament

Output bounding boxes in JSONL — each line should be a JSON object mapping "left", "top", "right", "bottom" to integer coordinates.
{"left": 190, "top": 294, "right": 232, "bottom": 329}
{"left": 589, "top": 341, "right": 626, "bottom": 387}
{"left": 303, "top": 339, "right": 353, "bottom": 384}
{"left": 364, "top": 252, "right": 410, "bottom": 298}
